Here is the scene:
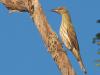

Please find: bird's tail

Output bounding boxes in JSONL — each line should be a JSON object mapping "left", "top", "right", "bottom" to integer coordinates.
{"left": 78, "top": 59, "right": 87, "bottom": 74}
{"left": 72, "top": 48, "right": 87, "bottom": 74}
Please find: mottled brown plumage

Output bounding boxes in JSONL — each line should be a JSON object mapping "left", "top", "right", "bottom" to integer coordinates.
{"left": 52, "top": 7, "right": 87, "bottom": 74}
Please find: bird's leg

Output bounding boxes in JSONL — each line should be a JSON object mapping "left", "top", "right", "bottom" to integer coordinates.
{"left": 58, "top": 38, "right": 64, "bottom": 47}
{"left": 60, "top": 41, "right": 64, "bottom": 46}
{"left": 61, "top": 43, "right": 64, "bottom": 48}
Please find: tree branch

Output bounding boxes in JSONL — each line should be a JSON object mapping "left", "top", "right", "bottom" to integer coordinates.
{"left": 0, "top": 0, "right": 76, "bottom": 75}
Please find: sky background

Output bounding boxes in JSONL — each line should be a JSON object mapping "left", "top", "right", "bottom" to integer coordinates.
{"left": 0, "top": 0, "right": 100, "bottom": 75}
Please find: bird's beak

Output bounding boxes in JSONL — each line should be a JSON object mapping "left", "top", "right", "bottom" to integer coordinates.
{"left": 51, "top": 9, "right": 58, "bottom": 13}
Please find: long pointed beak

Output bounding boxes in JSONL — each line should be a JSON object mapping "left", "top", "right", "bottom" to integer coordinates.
{"left": 51, "top": 9, "right": 58, "bottom": 12}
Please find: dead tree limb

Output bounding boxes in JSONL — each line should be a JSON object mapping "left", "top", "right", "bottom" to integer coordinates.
{"left": 0, "top": 0, "right": 76, "bottom": 75}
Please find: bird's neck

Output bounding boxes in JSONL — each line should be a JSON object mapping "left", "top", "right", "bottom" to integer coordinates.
{"left": 61, "top": 13, "right": 71, "bottom": 23}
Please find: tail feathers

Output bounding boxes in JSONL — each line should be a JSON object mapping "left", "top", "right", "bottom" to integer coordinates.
{"left": 78, "top": 60, "right": 87, "bottom": 74}
{"left": 72, "top": 48, "right": 87, "bottom": 74}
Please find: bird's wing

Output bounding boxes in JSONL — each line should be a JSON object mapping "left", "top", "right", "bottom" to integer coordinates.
{"left": 67, "top": 24, "right": 79, "bottom": 51}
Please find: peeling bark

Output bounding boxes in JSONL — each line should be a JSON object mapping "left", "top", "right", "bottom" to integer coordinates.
{"left": 0, "top": 0, "right": 76, "bottom": 75}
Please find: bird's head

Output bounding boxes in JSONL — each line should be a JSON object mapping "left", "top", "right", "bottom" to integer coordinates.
{"left": 52, "top": 7, "right": 68, "bottom": 15}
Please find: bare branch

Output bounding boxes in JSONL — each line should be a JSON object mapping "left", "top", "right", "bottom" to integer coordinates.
{"left": 0, "top": 0, "right": 76, "bottom": 75}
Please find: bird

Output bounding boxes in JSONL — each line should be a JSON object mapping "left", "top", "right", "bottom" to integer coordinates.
{"left": 52, "top": 7, "right": 87, "bottom": 74}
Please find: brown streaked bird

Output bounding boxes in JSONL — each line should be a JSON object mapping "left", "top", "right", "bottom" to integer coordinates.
{"left": 52, "top": 7, "right": 87, "bottom": 74}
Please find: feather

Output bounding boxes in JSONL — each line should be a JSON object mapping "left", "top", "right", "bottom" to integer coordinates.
{"left": 67, "top": 24, "right": 79, "bottom": 51}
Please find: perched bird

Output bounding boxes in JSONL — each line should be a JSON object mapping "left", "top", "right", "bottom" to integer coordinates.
{"left": 52, "top": 7, "right": 87, "bottom": 74}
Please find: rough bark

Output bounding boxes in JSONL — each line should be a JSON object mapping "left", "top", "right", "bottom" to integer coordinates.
{"left": 0, "top": 0, "right": 76, "bottom": 75}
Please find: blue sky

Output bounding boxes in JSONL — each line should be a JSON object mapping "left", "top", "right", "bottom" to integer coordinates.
{"left": 0, "top": 0, "right": 100, "bottom": 75}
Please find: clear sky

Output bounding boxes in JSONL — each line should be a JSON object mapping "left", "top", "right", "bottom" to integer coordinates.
{"left": 0, "top": 0, "right": 100, "bottom": 75}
